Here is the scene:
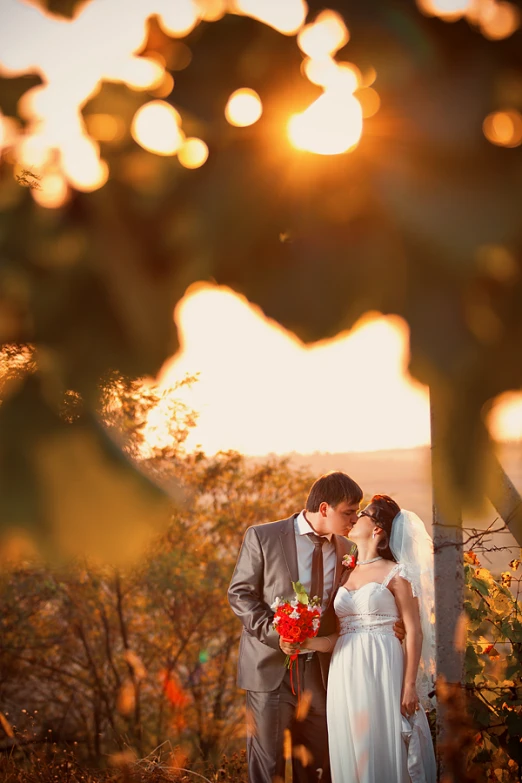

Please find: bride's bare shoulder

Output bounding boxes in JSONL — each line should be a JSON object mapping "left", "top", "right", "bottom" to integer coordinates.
{"left": 380, "top": 560, "right": 399, "bottom": 578}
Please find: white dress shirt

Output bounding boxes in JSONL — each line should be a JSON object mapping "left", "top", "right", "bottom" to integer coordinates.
{"left": 294, "top": 510, "right": 336, "bottom": 607}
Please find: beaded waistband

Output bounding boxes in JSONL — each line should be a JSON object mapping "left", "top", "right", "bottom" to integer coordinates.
{"left": 338, "top": 615, "right": 396, "bottom": 637}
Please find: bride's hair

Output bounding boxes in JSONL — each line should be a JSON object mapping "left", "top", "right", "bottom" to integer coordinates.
{"left": 362, "top": 494, "right": 401, "bottom": 561}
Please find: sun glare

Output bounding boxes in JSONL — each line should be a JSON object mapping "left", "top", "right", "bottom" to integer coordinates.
{"left": 225, "top": 88, "right": 263, "bottom": 127}
{"left": 483, "top": 110, "right": 522, "bottom": 147}
{"left": 489, "top": 392, "right": 522, "bottom": 443}
{"left": 288, "top": 91, "right": 363, "bottom": 155}
{"left": 233, "top": 0, "right": 308, "bottom": 35}
{"left": 31, "top": 171, "right": 69, "bottom": 209}
{"left": 147, "top": 286, "right": 431, "bottom": 455}
{"left": 297, "top": 10, "right": 349, "bottom": 59}
{"left": 141, "top": 286, "right": 522, "bottom": 457}
{"left": 131, "top": 100, "right": 184, "bottom": 155}
{"left": 417, "top": 0, "right": 471, "bottom": 20}
{"left": 0, "top": 0, "right": 373, "bottom": 190}
{"left": 156, "top": 0, "right": 200, "bottom": 37}
{"left": 178, "top": 137, "right": 209, "bottom": 169}
{"left": 418, "top": 0, "right": 520, "bottom": 37}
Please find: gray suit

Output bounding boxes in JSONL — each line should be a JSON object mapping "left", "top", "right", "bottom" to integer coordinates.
{"left": 228, "top": 514, "right": 352, "bottom": 783}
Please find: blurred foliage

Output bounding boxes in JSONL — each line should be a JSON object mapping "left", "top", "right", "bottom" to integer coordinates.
{"left": 0, "top": 350, "right": 178, "bottom": 565}
{"left": 1, "top": 0, "right": 522, "bottom": 554}
{"left": 0, "top": 395, "right": 312, "bottom": 769}
{"left": 461, "top": 550, "right": 522, "bottom": 780}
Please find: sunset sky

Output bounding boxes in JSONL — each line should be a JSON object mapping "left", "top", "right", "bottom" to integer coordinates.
{"left": 1, "top": 1, "right": 520, "bottom": 457}
{"left": 141, "top": 285, "right": 522, "bottom": 456}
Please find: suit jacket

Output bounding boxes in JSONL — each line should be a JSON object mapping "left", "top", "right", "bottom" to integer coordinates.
{"left": 228, "top": 513, "right": 353, "bottom": 692}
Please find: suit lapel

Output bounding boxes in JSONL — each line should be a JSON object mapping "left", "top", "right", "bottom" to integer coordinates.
{"left": 279, "top": 515, "right": 299, "bottom": 584}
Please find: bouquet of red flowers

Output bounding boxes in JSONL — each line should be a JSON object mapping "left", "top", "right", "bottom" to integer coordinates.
{"left": 271, "top": 581, "right": 322, "bottom": 669}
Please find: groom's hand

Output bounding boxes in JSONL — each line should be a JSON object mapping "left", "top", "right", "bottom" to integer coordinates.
{"left": 280, "top": 637, "right": 300, "bottom": 656}
{"left": 393, "top": 618, "right": 406, "bottom": 642}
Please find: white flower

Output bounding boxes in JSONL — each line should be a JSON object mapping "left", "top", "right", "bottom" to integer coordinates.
{"left": 273, "top": 616, "right": 280, "bottom": 625}
{"left": 312, "top": 618, "right": 320, "bottom": 631}
{"left": 290, "top": 598, "right": 299, "bottom": 608}
{"left": 271, "top": 597, "right": 282, "bottom": 610}
{"left": 290, "top": 610, "right": 300, "bottom": 619}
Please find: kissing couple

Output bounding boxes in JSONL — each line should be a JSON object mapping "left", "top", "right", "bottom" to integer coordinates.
{"left": 228, "top": 471, "right": 437, "bottom": 783}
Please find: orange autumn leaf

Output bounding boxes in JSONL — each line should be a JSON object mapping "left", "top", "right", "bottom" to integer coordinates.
{"left": 0, "top": 712, "right": 14, "bottom": 738}
{"left": 161, "top": 671, "right": 190, "bottom": 708}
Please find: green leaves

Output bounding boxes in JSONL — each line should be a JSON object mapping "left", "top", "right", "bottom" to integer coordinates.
{"left": 291, "top": 581, "right": 309, "bottom": 605}
{"left": 470, "top": 577, "right": 491, "bottom": 597}
{"left": 0, "top": 376, "right": 175, "bottom": 565}
{"left": 465, "top": 644, "right": 484, "bottom": 681}
{"left": 464, "top": 554, "right": 522, "bottom": 773}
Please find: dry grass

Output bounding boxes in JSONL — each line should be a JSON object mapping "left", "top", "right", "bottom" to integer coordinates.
{"left": 0, "top": 749, "right": 248, "bottom": 783}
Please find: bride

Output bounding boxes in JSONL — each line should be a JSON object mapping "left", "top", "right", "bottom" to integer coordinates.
{"left": 300, "top": 494, "right": 437, "bottom": 783}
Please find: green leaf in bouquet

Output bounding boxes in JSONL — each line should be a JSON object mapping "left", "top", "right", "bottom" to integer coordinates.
{"left": 291, "top": 581, "right": 309, "bottom": 605}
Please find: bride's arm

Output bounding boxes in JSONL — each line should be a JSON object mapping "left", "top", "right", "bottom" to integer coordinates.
{"left": 390, "top": 575, "right": 423, "bottom": 716}
{"left": 299, "top": 633, "right": 339, "bottom": 653}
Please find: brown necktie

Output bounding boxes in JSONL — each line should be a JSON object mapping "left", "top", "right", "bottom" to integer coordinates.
{"left": 307, "top": 533, "right": 327, "bottom": 604}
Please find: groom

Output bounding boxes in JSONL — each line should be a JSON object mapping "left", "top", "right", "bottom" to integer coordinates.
{"left": 228, "top": 471, "right": 363, "bottom": 783}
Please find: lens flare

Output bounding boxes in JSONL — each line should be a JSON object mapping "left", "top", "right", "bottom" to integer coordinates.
{"left": 479, "top": 1, "right": 520, "bottom": 39}
{"left": 225, "top": 88, "right": 263, "bottom": 127}
{"left": 111, "top": 57, "right": 165, "bottom": 90}
{"left": 61, "top": 135, "right": 109, "bottom": 192}
{"left": 178, "top": 137, "right": 209, "bottom": 168}
{"left": 303, "top": 58, "right": 360, "bottom": 93}
{"left": 131, "top": 100, "right": 184, "bottom": 156}
{"left": 157, "top": 0, "right": 200, "bottom": 37}
{"left": 0, "top": 114, "right": 20, "bottom": 152}
{"left": 297, "top": 10, "right": 349, "bottom": 59}
{"left": 303, "top": 57, "right": 339, "bottom": 87}
{"left": 151, "top": 72, "right": 175, "bottom": 99}
{"left": 16, "top": 132, "right": 52, "bottom": 169}
{"left": 356, "top": 87, "right": 381, "bottom": 119}
{"left": 288, "top": 91, "right": 363, "bottom": 155}
{"left": 234, "top": 0, "right": 308, "bottom": 34}
{"left": 417, "top": 0, "right": 471, "bottom": 19}
{"left": 84, "top": 114, "right": 125, "bottom": 143}
{"left": 483, "top": 110, "right": 522, "bottom": 148}
{"left": 32, "top": 172, "right": 69, "bottom": 209}
{"left": 197, "top": 0, "right": 227, "bottom": 22}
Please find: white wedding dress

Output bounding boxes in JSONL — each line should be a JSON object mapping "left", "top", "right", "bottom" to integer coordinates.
{"left": 327, "top": 563, "right": 436, "bottom": 783}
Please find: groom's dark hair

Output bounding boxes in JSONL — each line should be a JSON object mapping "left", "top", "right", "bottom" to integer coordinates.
{"left": 305, "top": 471, "right": 363, "bottom": 512}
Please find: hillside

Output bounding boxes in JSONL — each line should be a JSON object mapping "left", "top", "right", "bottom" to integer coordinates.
{"left": 286, "top": 443, "right": 522, "bottom": 574}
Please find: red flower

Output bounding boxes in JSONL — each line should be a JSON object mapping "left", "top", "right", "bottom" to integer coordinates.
{"left": 271, "top": 584, "right": 322, "bottom": 667}
{"left": 342, "top": 554, "right": 356, "bottom": 569}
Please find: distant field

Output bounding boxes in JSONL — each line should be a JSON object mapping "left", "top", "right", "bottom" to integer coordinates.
{"left": 286, "top": 443, "right": 522, "bottom": 575}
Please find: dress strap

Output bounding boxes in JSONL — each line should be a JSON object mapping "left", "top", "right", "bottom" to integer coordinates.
{"left": 381, "top": 562, "right": 421, "bottom": 597}
{"left": 381, "top": 563, "right": 402, "bottom": 589}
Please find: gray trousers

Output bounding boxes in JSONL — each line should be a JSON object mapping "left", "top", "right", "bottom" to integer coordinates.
{"left": 245, "top": 654, "right": 331, "bottom": 783}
